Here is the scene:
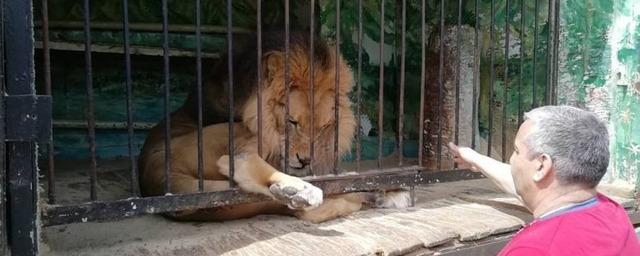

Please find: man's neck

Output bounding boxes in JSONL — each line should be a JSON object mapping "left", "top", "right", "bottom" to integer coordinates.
{"left": 529, "top": 186, "right": 598, "bottom": 218}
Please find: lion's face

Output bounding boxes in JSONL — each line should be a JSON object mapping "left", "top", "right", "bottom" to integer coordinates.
{"left": 242, "top": 46, "right": 356, "bottom": 175}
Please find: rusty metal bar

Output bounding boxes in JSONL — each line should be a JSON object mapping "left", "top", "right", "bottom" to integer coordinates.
{"left": 398, "top": 0, "right": 406, "bottom": 167}
{"left": 532, "top": 0, "right": 539, "bottom": 108}
{"left": 43, "top": 167, "right": 484, "bottom": 226}
{"left": 334, "top": 0, "right": 341, "bottom": 175}
{"left": 308, "top": 0, "right": 315, "bottom": 176}
{"left": 162, "top": 0, "right": 172, "bottom": 194}
{"left": 502, "top": 0, "right": 510, "bottom": 162}
{"left": 195, "top": 0, "right": 204, "bottom": 192}
{"left": 437, "top": 0, "right": 444, "bottom": 169}
{"left": 284, "top": 0, "right": 291, "bottom": 174}
{"left": 418, "top": 0, "right": 426, "bottom": 165}
{"left": 487, "top": 0, "right": 495, "bottom": 157}
{"left": 83, "top": 0, "right": 98, "bottom": 201}
{"left": 545, "top": 0, "right": 552, "bottom": 105}
{"left": 257, "top": 0, "right": 263, "bottom": 158}
{"left": 518, "top": 0, "right": 525, "bottom": 125}
{"left": 550, "top": 0, "right": 560, "bottom": 105}
{"left": 42, "top": 0, "right": 56, "bottom": 203}
{"left": 377, "top": 0, "right": 385, "bottom": 168}
{"left": 227, "top": 0, "right": 236, "bottom": 185}
{"left": 356, "top": 0, "right": 362, "bottom": 172}
{"left": 454, "top": 0, "right": 462, "bottom": 168}
{"left": 472, "top": 0, "right": 480, "bottom": 150}
{"left": 122, "top": 0, "right": 139, "bottom": 197}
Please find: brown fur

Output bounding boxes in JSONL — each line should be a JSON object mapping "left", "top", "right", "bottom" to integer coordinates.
{"left": 138, "top": 32, "right": 392, "bottom": 222}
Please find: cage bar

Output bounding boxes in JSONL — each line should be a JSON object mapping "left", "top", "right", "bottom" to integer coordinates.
{"left": 437, "top": 0, "right": 444, "bottom": 169}
{"left": 487, "top": 0, "right": 495, "bottom": 157}
{"left": 532, "top": 0, "right": 539, "bottom": 108}
{"left": 284, "top": 0, "right": 291, "bottom": 174}
{"left": 518, "top": 0, "right": 525, "bottom": 125}
{"left": 334, "top": 0, "right": 341, "bottom": 174}
{"left": 308, "top": 0, "right": 315, "bottom": 175}
{"left": 195, "top": 0, "right": 204, "bottom": 192}
{"left": 227, "top": 0, "right": 236, "bottom": 185}
{"left": 83, "top": 0, "right": 98, "bottom": 201}
{"left": 502, "top": 0, "right": 510, "bottom": 162}
{"left": 42, "top": 0, "right": 56, "bottom": 203}
{"left": 418, "top": 0, "right": 426, "bottom": 164}
{"left": 162, "top": 0, "right": 172, "bottom": 194}
{"left": 471, "top": 0, "right": 480, "bottom": 150}
{"left": 398, "top": 0, "right": 406, "bottom": 167}
{"left": 257, "top": 0, "right": 263, "bottom": 158}
{"left": 377, "top": 1, "right": 385, "bottom": 168}
{"left": 122, "top": 0, "right": 139, "bottom": 197}
{"left": 454, "top": 0, "right": 462, "bottom": 167}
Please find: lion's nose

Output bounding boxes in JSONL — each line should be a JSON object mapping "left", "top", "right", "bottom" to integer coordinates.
{"left": 296, "top": 153, "right": 311, "bottom": 166}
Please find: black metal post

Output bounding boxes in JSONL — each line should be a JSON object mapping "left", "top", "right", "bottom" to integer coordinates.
{"left": 5, "top": 0, "right": 39, "bottom": 254}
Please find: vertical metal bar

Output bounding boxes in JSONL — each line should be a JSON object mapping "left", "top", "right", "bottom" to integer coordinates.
{"left": 162, "top": 0, "right": 172, "bottom": 193}
{"left": 195, "top": 0, "right": 204, "bottom": 192}
{"left": 377, "top": 0, "right": 385, "bottom": 168}
{"left": 0, "top": 0, "right": 6, "bottom": 252}
{"left": 227, "top": 0, "right": 236, "bottom": 184}
{"left": 502, "top": 0, "right": 510, "bottom": 162}
{"left": 123, "top": 0, "right": 139, "bottom": 197}
{"left": 334, "top": 0, "right": 341, "bottom": 174}
{"left": 437, "top": 0, "right": 444, "bottom": 169}
{"left": 84, "top": 0, "right": 98, "bottom": 201}
{"left": 471, "top": 0, "right": 480, "bottom": 150}
{"left": 549, "top": 1, "right": 560, "bottom": 105}
{"left": 257, "top": 0, "right": 263, "bottom": 158}
{"left": 42, "top": 0, "right": 56, "bottom": 203}
{"left": 544, "top": 0, "right": 552, "bottom": 105}
{"left": 284, "top": 0, "right": 290, "bottom": 174}
{"left": 398, "top": 0, "right": 406, "bottom": 167}
{"left": 532, "top": 0, "right": 539, "bottom": 108}
{"left": 518, "top": 0, "right": 525, "bottom": 125}
{"left": 6, "top": 0, "right": 38, "bottom": 253}
{"left": 454, "top": 0, "right": 462, "bottom": 166}
{"left": 356, "top": 0, "right": 362, "bottom": 171}
{"left": 418, "top": 0, "right": 426, "bottom": 165}
{"left": 487, "top": 0, "right": 495, "bottom": 157}
{"left": 308, "top": 0, "right": 315, "bottom": 175}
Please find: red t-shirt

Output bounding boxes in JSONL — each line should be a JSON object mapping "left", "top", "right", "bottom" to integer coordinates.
{"left": 499, "top": 193, "right": 640, "bottom": 256}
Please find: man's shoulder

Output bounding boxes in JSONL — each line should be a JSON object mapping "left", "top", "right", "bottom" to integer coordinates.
{"left": 500, "top": 246, "right": 549, "bottom": 256}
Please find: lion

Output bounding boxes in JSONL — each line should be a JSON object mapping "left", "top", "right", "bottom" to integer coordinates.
{"left": 138, "top": 32, "right": 410, "bottom": 222}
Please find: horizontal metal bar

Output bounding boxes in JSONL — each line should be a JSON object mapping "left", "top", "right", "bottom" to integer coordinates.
{"left": 34, "top": 21, "right": 251, "bottom": 34}
{"left": 34, "top": 41, "right": 220, "bottom": 59}
{"left": 43, "top": 168, "right": 485, "bottom": 226}
{"left": 53, "top": 120, "right": 154, "bottom": 130}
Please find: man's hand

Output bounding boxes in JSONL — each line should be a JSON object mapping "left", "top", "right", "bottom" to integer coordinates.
{"left": 448, "top": 142, "right": 479, "bottom": 172}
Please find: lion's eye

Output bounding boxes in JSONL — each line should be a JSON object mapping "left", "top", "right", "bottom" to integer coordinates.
{"left": 288, "top": 119, "right": 299, "bottom": 127}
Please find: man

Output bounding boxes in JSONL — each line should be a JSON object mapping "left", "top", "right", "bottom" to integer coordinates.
{"left": 448, "top": 106, "right": 640, "bottom": 255}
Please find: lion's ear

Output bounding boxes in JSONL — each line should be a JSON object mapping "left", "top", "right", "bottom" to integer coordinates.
{"left": 263, "top": 52, "right": 284, "bottom": 85}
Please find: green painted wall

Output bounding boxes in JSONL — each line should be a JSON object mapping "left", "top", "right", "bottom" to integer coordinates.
{"left": 557, "top": 0, "right": 640, "bottom": 187}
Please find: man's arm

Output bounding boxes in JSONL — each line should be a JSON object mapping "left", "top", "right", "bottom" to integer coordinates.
{"left": 448, "top": 142, "right": 519, "bottom": 198}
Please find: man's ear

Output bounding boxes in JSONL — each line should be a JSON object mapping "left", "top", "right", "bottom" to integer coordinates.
{"left": 533, "top": 153, "right": 553, "bottom": 182}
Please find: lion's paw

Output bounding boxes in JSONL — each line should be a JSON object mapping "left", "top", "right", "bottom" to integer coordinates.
{"left": 269, "top": 178, "right": 323, "bottom": 210}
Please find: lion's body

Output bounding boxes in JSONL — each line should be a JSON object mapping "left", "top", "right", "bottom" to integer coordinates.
{"left": 138, "top": 32, "right": 409, "bottom": 223}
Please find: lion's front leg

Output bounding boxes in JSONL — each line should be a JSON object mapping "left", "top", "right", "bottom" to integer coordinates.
{"left": 216, "top": 154, "right": 323, "bottom": 210}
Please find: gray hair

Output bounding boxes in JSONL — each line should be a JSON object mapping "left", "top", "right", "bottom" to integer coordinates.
{"left": 523, "top": 105, "right": 609, "bottom": 188}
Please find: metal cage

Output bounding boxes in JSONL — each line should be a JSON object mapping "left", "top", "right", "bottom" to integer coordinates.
{"left": 1, "top": 0, "right": 561, "bottom": 254}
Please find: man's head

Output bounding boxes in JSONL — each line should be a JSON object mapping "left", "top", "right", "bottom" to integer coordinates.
{"left": 510, "top": 106, "right": 609, "bottom": 199}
